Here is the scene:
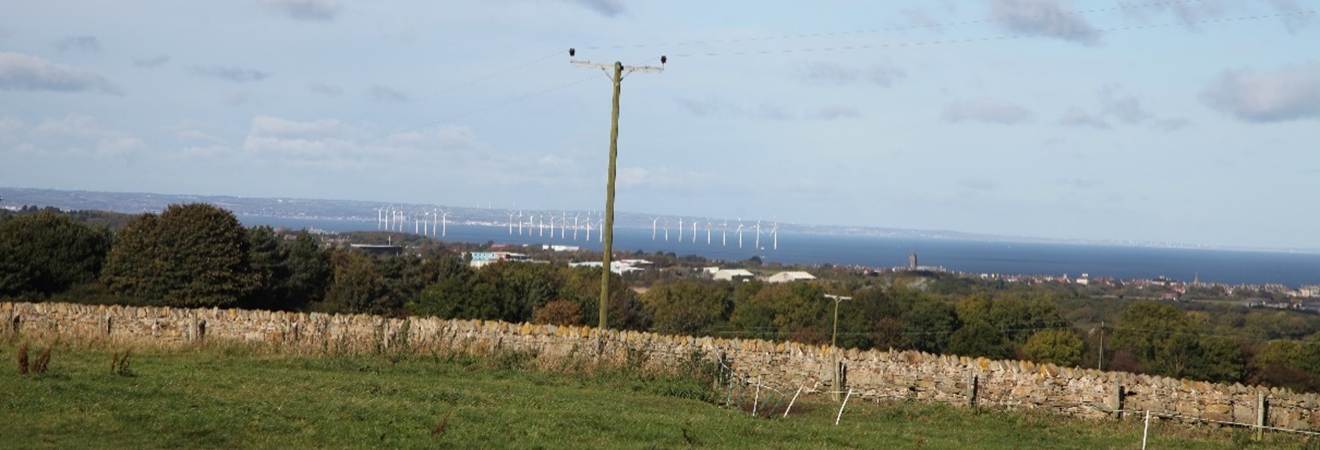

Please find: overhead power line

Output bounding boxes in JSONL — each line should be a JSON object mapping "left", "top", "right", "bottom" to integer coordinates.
{"left": 660, "top": 10, "right": 1317, "bottom": 60}
{"left": 577, "top": 0, "right": 1218, "bottom": 51}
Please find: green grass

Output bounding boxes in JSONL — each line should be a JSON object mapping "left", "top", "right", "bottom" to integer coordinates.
{"left": 0, "top": 340, "right": 1310, "bottom": 449}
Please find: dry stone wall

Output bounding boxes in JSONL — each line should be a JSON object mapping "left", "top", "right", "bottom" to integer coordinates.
{"left": 5, "top": 301, "right": 1318, "bottom": 430}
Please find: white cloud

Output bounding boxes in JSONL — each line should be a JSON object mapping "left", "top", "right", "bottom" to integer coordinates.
{"left": 0, "top": 52, "right": 119, "bottom": 94}
{"left": 560, "top": 0, "right": 624, "bottom": 17}
{"left": 241, "top": 115, "right": 483, "bottom": 165}
{"left": 133, "top": 55, "right": 171, "bottom": 68}
{"left": 262, "top": 0, "right": 341, "bottom": 21}
{"left": 0, "top": 115, "right": 144, "bottom": 157}
{"left": 55, "top": 35, "right": 101, "bottom": 53}
{"left": 942, "top": 98, "right": 1034, "bottom": 125}
{"left": 190, "top": 65, "right": 271, "bottom": 83}
{"left": 368, "top": 85, "right": 409, "bottom": 102}
{"left": 990, "top": 0, "right": 1099, "bottom": 45}
{"left": 1202, "top": 62, "right": 1320, "bottom": 123}
{"left": 800, "top": 61, "right": 906, "bottom": 87}
{"left": 1058, "top": 107, "right": 1111, "bottom": 129}
{"left": 308, "top": 82, "right": 343, "bottom": 96}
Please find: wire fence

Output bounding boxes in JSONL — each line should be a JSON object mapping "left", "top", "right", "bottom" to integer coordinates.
{"left": 626, "top": 343, "right": 1320, "bottom": 444}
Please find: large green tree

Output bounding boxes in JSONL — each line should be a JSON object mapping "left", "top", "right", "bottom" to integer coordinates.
{"left": 641, "top": 280, "right": 731, "bottom": 335}
{"left": 102, "top": 204, "right": 257, "bottom": 307}
{"left": 0, "top": 211, "right": 111, "bottom": 297}
{"left": 1022, "top": 329, "right": 1086, "bottom": 367}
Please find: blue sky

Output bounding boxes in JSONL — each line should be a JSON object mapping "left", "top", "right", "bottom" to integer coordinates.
{"left": 1, "top": 0, "right": 1318, "bottom": 250}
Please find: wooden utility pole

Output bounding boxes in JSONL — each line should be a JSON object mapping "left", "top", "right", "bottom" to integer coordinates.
{"left": 570, "top": 49, "right": 665, "bottom": 329}
{"left": 825, "top": 294, "right": 852, "bottom": 400}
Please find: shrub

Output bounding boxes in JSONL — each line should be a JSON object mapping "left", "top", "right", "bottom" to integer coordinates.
{"left": 532, "top": 299, "right": 582, "bottom": 325}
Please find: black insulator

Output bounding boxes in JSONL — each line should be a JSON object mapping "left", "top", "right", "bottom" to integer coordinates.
{"left": 569, "top": 48, "right": 576, "bottom": 57}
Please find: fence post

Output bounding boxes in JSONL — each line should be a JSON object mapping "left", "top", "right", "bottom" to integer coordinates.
{"left": 784, "top": 386, "right": 803, "bottom": 418}
{"left": 1256, "top": 392, "right": 1267, "bottom": 441}
{"left": 1141, "top": 410, "right": 1151, "bottom": 450}
{"left": 967, "top": 372, "right": 979, "bottom": 408}
{"left": 835, "top": 388, "right": 853, "bottom": 426}
{"left": 1111, "top": 381, "right": 1125, "bottom": 420}
{"left": 752, "top": 377, "right": 761, "bottom": 417}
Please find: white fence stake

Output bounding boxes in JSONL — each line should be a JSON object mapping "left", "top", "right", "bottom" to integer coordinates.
{"left": 835, "top": 388, "right": 853, "bottom": 426}
{"left": 784, "top": 386, "right": 803, "bottom": 418}
{"left": 1142, "top": 410, "right": 1151, "bottom": 450}
{"left": 752, "top": 377, "right": 761, "bottom": 417}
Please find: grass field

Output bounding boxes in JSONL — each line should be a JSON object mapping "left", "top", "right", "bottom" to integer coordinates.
{"left": 0, "top": 340, "right": 1310, "bottom": 449}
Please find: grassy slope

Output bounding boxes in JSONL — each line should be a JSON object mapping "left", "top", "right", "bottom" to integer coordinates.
{"left": 0, "top": 342, "right": 1305, "bottom": 450}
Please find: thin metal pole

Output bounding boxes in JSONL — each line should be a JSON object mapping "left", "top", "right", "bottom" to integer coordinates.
{"left": 1142, "top": 410, "right": 1151, "bottom": 450}
{"left": 832, "top": 298, "right": 841, "bottom": 401}
{"left": 1098, "top": 321, "right": 1105, "bottom": 371}
{"left": 752, "top": 377, "right": 761, "bottom": 416}
{"left": 784, "top": 386, "right": 803, "bottom": 418}
{"left": 599, "top": 61, "right": 622, "bottom": 330}
{"left": 835, "top": 388, "right": 853, "bottom": 426}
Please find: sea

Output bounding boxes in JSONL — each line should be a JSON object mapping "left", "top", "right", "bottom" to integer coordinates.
{"left": 240, "top": 216, "right": 1320, "bottom": 288}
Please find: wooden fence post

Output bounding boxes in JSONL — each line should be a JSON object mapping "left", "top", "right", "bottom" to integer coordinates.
{"left": 1111, "top": 382, "right": 1125, "bottom": 420}
{"left": 1256, "top": 392, "right": 1267, "bottom": 441}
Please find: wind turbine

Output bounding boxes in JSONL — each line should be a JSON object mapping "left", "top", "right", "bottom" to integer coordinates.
{"left": 508, "top": 211, "right": 515, "bottom": 235}
{"left": 584, "top": 217, "right": 592, "bottom": 242}
{"left": 678, "top": 218, "right": 683, "bottom": 243}
{"left": 441, "top": 210, "right": 449, "bottom": 237}
{"left": 598, "top": 219, "right": 603, "bottom": 243}
{"left": 560, "top": 212, "right": 567, "bottom": 239}
{"left": 664, "top": 220, "right": 670, "bottom": 241}
{"left": 549, "top": 215, "right": 556, "bottom": 239}
{"left": 772, "top": 222, "right": 779, "bottom": 250}
{"left": 754, "top": 221, "right": 762, "bottom": 250}
{"left": 722, "top": 220, "right": 728, "bottom": 247}
{"left": 517, "top": 211, "right": 524, "bottom": 235}
{"left": 573, "top": 214, "right": 581, "bottom": 241}
{"left": 651, "top": 217, "right": 659, "bottom": 241}
{"left": 706, "top": 221, "right": 712, "bottom": 245}
{"left": 737, "top": 221, "right": 744, "bottom": 248}
{"left": 691, "top": 220, "right": 697, "bottom": 243}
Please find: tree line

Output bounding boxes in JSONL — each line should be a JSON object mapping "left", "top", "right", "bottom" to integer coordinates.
{"left": 4, "top": 203, "right": 1320, "bottom": 393}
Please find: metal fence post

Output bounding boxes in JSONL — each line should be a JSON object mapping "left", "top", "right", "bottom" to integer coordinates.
{"left": 1141, "top": 410, "right": 1151, "bottom": 450}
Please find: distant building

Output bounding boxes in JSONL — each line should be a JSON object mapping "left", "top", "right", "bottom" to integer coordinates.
{"left": 350, "top": 244, "right": 403, "bottom": 256}
{"left": 766, "top": 271, "right": 816, "bottom": 283}
{"left": 542, "top": 245, "right": 581, "bottom": 252}
{"left": 713, "top": 269, "right": 755, "bottom": 282}
{"left": 908, "top": 252, "right": 918, "bottom": 270}
{"left": 1075, "top": 273, "right": 1090, "bottom": 286}
{"left": 468, "top": 251, "right": 529, "bottom": 268}
{"left": 568, "top": 260, "right": 647, "bottom": 275}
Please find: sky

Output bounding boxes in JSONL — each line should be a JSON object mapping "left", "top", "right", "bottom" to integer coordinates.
{"left": 1, "top": 0, "right": 1318, "bottom": 250}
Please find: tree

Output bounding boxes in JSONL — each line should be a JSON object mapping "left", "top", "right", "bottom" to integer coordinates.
{"left": 245, "top": 226, "right": 290, "bottom": 309}
{"left": 102, "top": 204, "right": 257, "bottom": 307}
{"left": 641, "top": 280, "right": 731, "bottom": 335}
{"left": 729, "top": 282, "right": 829, "bottom": 344}
{"left": 322, "top": 250, "right": 389, "bottom": 314}
{"left": 282, "top": 232, "right": 330, "bottom": 308}
{"left": 1112, "top": 302, "right": 1189, "bottom": 373}
{"left": 0, "top": 211, "right": 111, "bottom": 297}
{"left": 835, "top": 287, "right": 906, "bottom": 349}
{"left": 903, "top": 301, "right": 960, "bottom": 353}
{"left": 1022, "top": 329, "right": 1086, "bottom": 367}
{"left": 948, "top": 321, "right": 1013, "bottom": 359}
